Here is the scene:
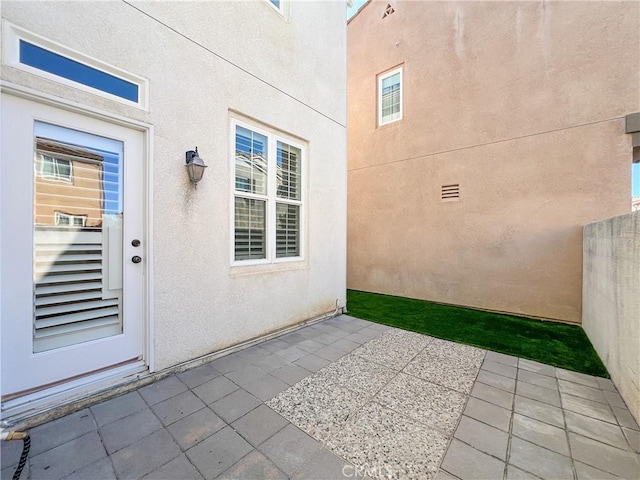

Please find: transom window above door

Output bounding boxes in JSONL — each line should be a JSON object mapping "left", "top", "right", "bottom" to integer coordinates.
{"left": 232, "top": 119, "right": 305, "bottom": 265}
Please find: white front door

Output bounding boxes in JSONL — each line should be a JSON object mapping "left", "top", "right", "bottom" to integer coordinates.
{"left": 1, "top": 93, "right": 146, "bottom": 399}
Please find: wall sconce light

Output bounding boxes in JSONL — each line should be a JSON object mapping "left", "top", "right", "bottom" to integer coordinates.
{"left": 185, "top": 147, "right": 208, "bottom": 187}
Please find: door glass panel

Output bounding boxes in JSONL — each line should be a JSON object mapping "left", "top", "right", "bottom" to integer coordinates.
{"left": 33, "top": 122, "right": 124, "bottom": 353}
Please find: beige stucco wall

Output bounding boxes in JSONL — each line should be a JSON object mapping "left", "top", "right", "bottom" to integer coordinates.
{"left": 348, "top": 1, "right": 639, "bottom": 322}
{"left": 583, "top": 212, "right": 640, "bottom": 422}
{"left": 2, "top": 1, "right": 347, "bottom": 371}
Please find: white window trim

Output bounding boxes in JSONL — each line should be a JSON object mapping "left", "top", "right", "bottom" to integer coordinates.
{"left": 40, "top": 153, "right": 73, "bottom": 183}
{"left": 2, "top": 20, "right": 148, "bottom": 109}
{"left": 230, "top": 117, "right": 306, "bottom": 267}
{"left": 377, "top": 66, "right": 403, "bottom": 127}
{"left": 54, "top": 211, "right": 87, "bottom": 227}
{"left": 263, "top": 0, "right": 286, "bottom": 16}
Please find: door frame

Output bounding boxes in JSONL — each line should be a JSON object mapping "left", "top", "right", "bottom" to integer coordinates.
{"left": 0, "top": 82, "right": 155, "bottom": 419}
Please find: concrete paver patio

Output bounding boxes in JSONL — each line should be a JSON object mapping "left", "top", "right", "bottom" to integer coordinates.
{"left": 2, "top": 315, "right": 639, "bottom": 479}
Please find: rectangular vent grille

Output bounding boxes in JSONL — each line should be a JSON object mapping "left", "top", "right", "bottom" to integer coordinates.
{"left": 441, "top": 184, "right": 460, "bottom": 201}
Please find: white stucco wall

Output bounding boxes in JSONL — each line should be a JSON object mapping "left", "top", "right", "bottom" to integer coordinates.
{"left": 1, "top": 1, "right": 347, "bottom": 371}
{"left": 583, "top": 211, "right": 640, "bottom": 422}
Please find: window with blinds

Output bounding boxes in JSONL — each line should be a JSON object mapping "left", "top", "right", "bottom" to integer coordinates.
{"left": 378, "top": 66, "right": 403, "bottom": 126}
{"left": 233, "top": 121, "right": 304, "bottom": 264}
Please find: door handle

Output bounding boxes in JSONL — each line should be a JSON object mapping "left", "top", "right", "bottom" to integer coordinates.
{"left": 131, "top": 256, "right": 142, "bottom": 264}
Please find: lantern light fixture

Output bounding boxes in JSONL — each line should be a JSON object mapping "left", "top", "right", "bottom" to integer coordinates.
{"left": 185, "top": 147, "right": 207, "bottom": 187}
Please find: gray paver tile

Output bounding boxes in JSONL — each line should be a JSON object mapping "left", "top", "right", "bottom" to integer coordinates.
{"left": 224, "top": 365, "right": 268, "bottom": 387}
{"left": 434, "top": 469, "right": 460, "bottom": 480}
{"left": 556, "top": 368, "right": 599, "bottom": 388}
{"left": 110, "top": 429, "right": 181, "bottom": 480}
{"left": 454, "top": 416, "right": 508, "bottom": 460}
{"left": 260, "top": 338, "right": 291, "bottom": 354}
{"left": 509, "top": 437, "right": 573, "bottom": 480}
{"left": 30, "top": 431, "right": 106, "bottom": 480}
{"left": 514, "top": 395, "right": 565, "bottom": 428}
{"left": 1, "top": 439, "right": 24, "bottom": 469}
{"left": 237, "top": 345, "right": 272, "bottom": 362}
{"left": 151, "top": 390, "right": 206, "bottom": 426}
{"left": 518, "top": 359, "right": 556, "bottom": 377}
{"left": 91, "top": 391, "right": 147, "bottom": 427}
{"left": 603, "top": 389, "right": 628, "bottom": 409}
{"left": 243, "top": 373, "right": 290, "bottom": 401}
{"left": 344, "top": 331, "right": 372, "bottom": 344}
{"left": 294, "top": 353, "right": 331, "bottom": 372}
{"left": 142, "top": 454, "right": 204, "bottom": 480}
{"left": 138, "top": 376, "right": 188, "bottom": 406}
{"left": 470, "top": 381, "right": 514, "bottom": 410}
{"left": 481, "top": 359, "right": 517, "bottom": 379}
{"left": 476, "top": 369, "right": 516, "bottom": 393}
{"left": 613, "top": 406, "right": 640, "bottom": 430}
{"left": 313, "top": 332, "right": 342, "bottom": 345}
{"left": 565, "top": 410, "right": 628, "bottom": 449}
{"left": 331, "top": 338, "right": 361, "bottom": 354}
{"left": 62, "top": 456, "right": 116, "bottom": 480}
{"left": 518, "top": 369, "right": 558, "bottom": 390}
{"left": 314, "top": 345, "right": 347, "bottom": 362}
{"left": 569, "top": 432, "right": 640, "bottom": 479}
{"left": 512, "top": 413, "right": 570, "bottom": 456}
{"left": 506, "top": 465, "right": 541, "bottom": 480}
{"left": 99, "top": 408, "right": 162, "bottom": 454}
{"left": 562, "top": 393, "right": 616, "bottom": 423}
{"left": 167, "top": 406, "right": 226, "bottom": 450}
{"left": 259, "top": 424, "right": 322, "bottom": 475}
{"left": 596, "top": 377, "right": 618, "bottom": 392}
{"left": 2, "top": 464, "right": 29, "bottom": 480}
{"left": 441, "top": 439, "right": 505, "bottom": 480}
{"left": 516, "top": 380, "right": 561, "bottom": 407}
{"left": 232, "top": 404, "right": 289, "bottom": 447}
{"left": 219, "top": 450, "right": 287, "bottom": 479}
{"left": 623, "top": 426, "right": 640, "bottom": 453}
{"left": 209, "top": 354, "right": 251, "bottom": 374}
{"left": 29, "top": 409, "right": 97, "bottom": 456}
{"left": 295, "top": 338, "right": 325, "bottom": 353}
{"left": 210, "top": 388, "right": 261, "bottom": 423}
{"left": 192, "top": 375, "right": 239, "bottom": 404}
{"left": 276, "top": 345, "right": 309, "bottom": 362}
{"left": 248, "top": 353, "right": 291, "bottom": 372}
{"left": 272, "top": 363, "right": 312, "bottom": 385}
{"left": 573, "top": 461, "right": 620, "bottom": 480}
{"left": 177, "top": 363, "right": 221, "bottom": 389}
{"left": 558, "top": 379, "right": 607, "bottom": 404}
{"left": 485, "top": 351, "right": 518, "bottom": 367}
{"left": 463, "top": 396, "right": 512, "bottom": 431}
{"left": 291, "top": 448, "right": 352, "bottom": 480}
{"left": 186, "top": 426, "right": 253, "bottom": 480}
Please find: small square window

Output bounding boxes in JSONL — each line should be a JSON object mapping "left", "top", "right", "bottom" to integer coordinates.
{"left": 41, "top": 154, "right": 73, "bottom": 183}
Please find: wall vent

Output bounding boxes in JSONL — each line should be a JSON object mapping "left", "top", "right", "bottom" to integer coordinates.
{"left": 441, "top": 184, "right": 460, "bottom": 201}
{"left": 382, "top": 4, "right": 395, "bottom": 18}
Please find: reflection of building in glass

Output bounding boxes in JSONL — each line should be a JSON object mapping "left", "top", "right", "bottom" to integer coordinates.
{"left": 34, "top": 137, "right": 104, "bottom": 229}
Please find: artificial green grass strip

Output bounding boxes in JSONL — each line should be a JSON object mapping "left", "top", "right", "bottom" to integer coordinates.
{"left": 346, "top": 290, "right": 609, "bottom": 378}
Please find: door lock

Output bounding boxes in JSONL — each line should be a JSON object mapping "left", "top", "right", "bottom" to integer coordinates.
{"left": 131, "top": 256, "right": 142, "bottom": 264}
{"left": 131, "top": 239, "right": 141, "bottom": 247}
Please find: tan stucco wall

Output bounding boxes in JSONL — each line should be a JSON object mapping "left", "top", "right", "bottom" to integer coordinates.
{"left": 2, "top": 0, "right": 347, "bottom": 371}
{"left": 348, "top": 1, "right": 639, "bottom": 322}
{"left": 583, "top": 212, "right": 640, "bottom": 422}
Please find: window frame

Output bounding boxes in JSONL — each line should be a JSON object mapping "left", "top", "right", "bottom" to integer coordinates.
{"left": 2, "top": 21, "right": 148, "bottom": 109}
{"left": 230, "top": 117, "right": 306, "bottom": 267}
{"left": 40, "top": 153, "right": 73, "bottom": 183}
{"left": 54, "top": 211, "right": 87, "bottom": 227}
{"left": 377, "top": 66, "right": 403, "bottom": 127}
